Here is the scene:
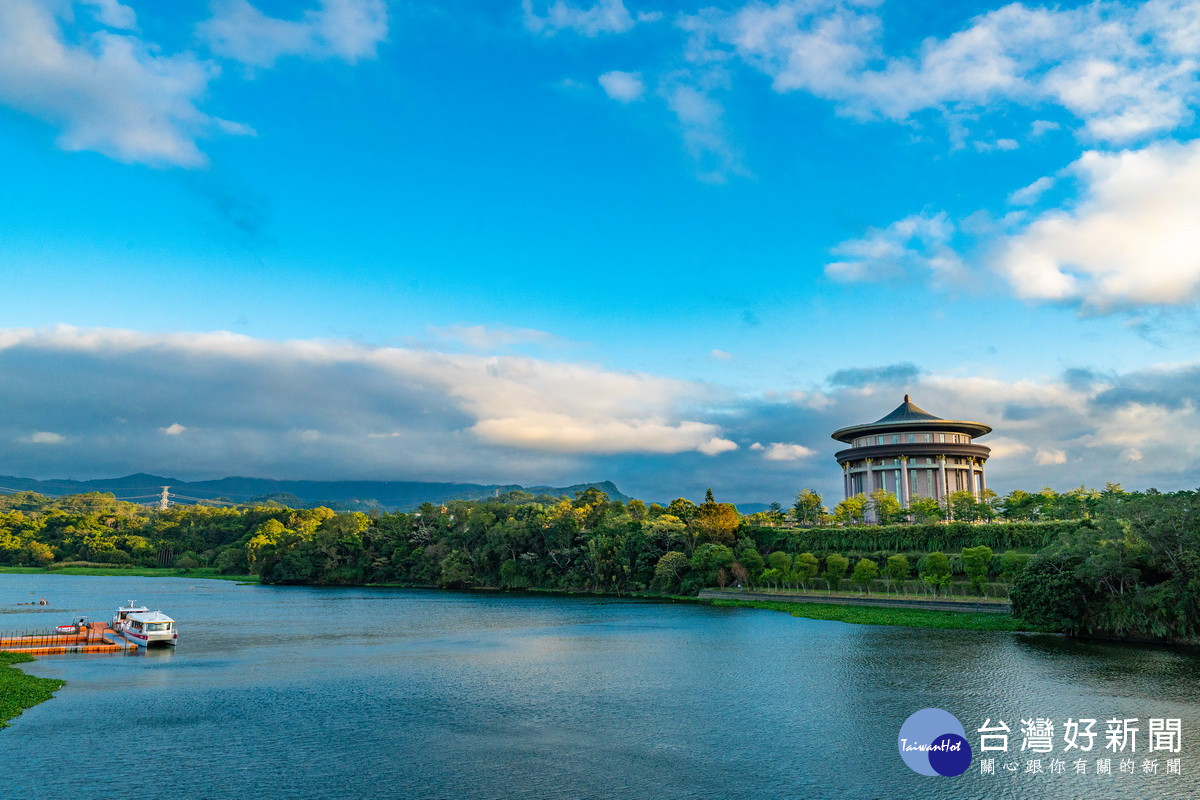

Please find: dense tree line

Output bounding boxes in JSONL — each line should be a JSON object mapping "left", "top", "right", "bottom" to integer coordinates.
{"left": 2, "top": 484, "right": 1198, "bottom": 640}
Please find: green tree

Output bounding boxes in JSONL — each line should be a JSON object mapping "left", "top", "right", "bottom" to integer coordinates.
{"left": 792, "top": 489, "right": 825, "bottom": 526}
{"left": 793, "top": 553, "right": 819, "bottom": 589}
{"left": 653, "top": 551, "right": 690, "bottom": 592}
{"left": 908, "top": 496, "right": 944, "bottom": 524}
{"left": 883, "top": 554, "right": 910, "bottom": 593}
{"left": 767, "top": 551, "right": 792, "bottom": 572}
{"left": 437, "top": 550, "right": 473, "bottom": 589}
{"left": 499, "top": 558, "right": 530, "bottom": 589}
{"left": 824, "top": 553, "right": 849, "bottom": 591}
{"left": 832, "top": 495, "right": 868, "bottom": 526}
{"left": 666, "top": 497, "right": 698, "bottom": 522}
{"left": 689, "top": 543, "right": 735, "bottom": 587}
{"left": 735, "top": 545, "right": 765, "bottom": 585}
{"left": 869, "top": 489, "right": 904, "bottom": 525}
{"left": 999, "top": 550, "right": 1031, "bottom": 585}
{"left": 692, "top": 499, "right": 740, "bottom": 545}
{"left": 961, "top": 545, "right": 994, "bottom": 595}
{"left": 948, "top": 490, "right": 982, "bottom": 522}
{"left": 919, "top": 551, "right": 951, "bottom": 596}
{"left": 851, "top": 558, "right": 879, "bottom": 593}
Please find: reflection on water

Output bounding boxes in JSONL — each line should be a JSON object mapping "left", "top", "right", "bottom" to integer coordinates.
{"left": 2, "top": 575, "right": 1198, "bottom": 800}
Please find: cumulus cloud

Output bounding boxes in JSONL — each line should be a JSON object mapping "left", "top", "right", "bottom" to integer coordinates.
{"left": 825, "top": 212, "right": 964, "bottom": 284}
{"left": 760, "top": 442, "right": 816, "bottom": 461}
{"left": 21, "top": 432, "right": 66, "bottom": 445}
{"left": 523, "top": 0, "right": 657, "bottom": 37}
{"left": 1036, "top": 447, "right": 1068, "bottom": 465}
{"left": 689, "top": 0, "right": 1200, "bottom": 145}
{"left": 997, "top": 140, "right": 1200, "bottom": 310}
{"left": 4, "top": 327, "right": 1200, "bottom": 502}
{"left": 0, "top": 327, "right": 738, "bottom": 487}
{"left": 81, "top": 0, "right": 136, "bottom": 30}
{"left": 1008, "top": 175, "right": 1055, "bottom": 206}
{"left": 599, "top": 70, "right": 645, "bottom": 102}
{"left": 199, "top": 0, "right": 388, "bottom": 68}
{"left": 0, "top": 0, "right": 241, "bottom": 167}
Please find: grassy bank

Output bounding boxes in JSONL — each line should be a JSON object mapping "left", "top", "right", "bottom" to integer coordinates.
{"left": 0, "top": 652, "right": 65, "bottom": 728}
{"left": 711, "top": 598, "right": 1049, "bottom": 632}
{"left": 0, "top": 566, "right": 258, "bottom": 582}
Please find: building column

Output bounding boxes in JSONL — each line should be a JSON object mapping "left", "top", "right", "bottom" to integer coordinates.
{"left": 967, "top": 459, "right": 979, "bottom": 499}
{"left": 937, "top": 454, "right": 948, "bottom": 503}
{"left": 843, "top": 463, "right": 851, "bottom": 501}
{"left": 979, "top": 463, "right": 987, "bottom": 493}
{"left": 864, "top": 459, "right": 875, "bottom": 523}
{"left": 900, "top": 456, "right": 910, "bottom": 507}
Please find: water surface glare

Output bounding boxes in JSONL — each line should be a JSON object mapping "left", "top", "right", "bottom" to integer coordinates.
{"left": 3, "top": 575, "right": 1199, "bottom": 799}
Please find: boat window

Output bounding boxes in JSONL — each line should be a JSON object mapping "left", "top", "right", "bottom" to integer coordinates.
{"left": 146, "top": 623, "right": 171, "bottom": 631}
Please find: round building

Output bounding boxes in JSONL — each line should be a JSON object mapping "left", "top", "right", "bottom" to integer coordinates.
{"left": 831, "top": 395, "right": 992, "bottom": 505}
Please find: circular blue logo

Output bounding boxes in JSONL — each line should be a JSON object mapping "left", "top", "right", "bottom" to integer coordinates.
{"left": 898, "top": 708, "right": 972, "bottom": 776}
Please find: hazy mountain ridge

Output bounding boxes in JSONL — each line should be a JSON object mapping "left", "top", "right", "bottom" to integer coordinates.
{"left": 0, "top": 473, "right": 634, "bottom": 511}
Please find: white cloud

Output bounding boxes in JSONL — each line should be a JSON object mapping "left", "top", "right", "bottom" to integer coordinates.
{"left": 0, "top": 327, "right": 737, "bottom": 464}
{"left": 695, "top": 0, "right": 1200, "bottom": 144}
{"left": 1030, "top": 119, "right": 1061, "bottom": 137}
{"left": 825, "top": 212, "right": 964, "bottom": 284}
{"left": 996, "top": 139, "right": 1200, "bottom": 310}
{"left": 523, "top": 0, "right": 646, "bottom": 37}
{"left": 1036, "top": 447, "right": 1068, "bottom": 465}
{"left": 1008, "top": 176, "right": 1054, "bottom": 206}
{"left": 709, "top": 348, "right": 733, "bottom": 361}
{"left": 981, "top": 437, "right": 1032, "bottom": 459}
{"left": 664, "top": 81, "right": 747, "bottom": 182}
{"left": 81, "top": 0, "right": 136, "bottom": 30}
{"left": 598, "top": 70, "right": 645, "bottom": 102}
{"left": 0, "top": 0, "right": 239, "bottom": 167}
{"left": 199, "top": 0, "right": 388, "bottom": 68}
{"left": 161, "top": 423, "right": 187, "bottom": 436}
{"left": 761, "top": 442, "right": 816, "bottom": 461}
{"left": 429, "top": 324, "right": 560, "bottom": 351}
{"left": 21, "top": 431, "right": 66, "bottom": 445}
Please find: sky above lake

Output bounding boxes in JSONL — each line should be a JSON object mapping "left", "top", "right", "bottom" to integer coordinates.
{"left": 3, "top": 0, "right": 1200, "bottom": 504}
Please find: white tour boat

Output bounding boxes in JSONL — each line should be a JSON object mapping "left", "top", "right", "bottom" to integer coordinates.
{"left": 112, "top": 602, "right": 178, "bottom": 647}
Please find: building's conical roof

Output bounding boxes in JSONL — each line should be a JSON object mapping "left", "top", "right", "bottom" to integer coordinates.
{"left": 873, "top": 394, "right": 941, "bottom": 424}
{"left": 830, "top": 395, "right": 992, "bottom": 442}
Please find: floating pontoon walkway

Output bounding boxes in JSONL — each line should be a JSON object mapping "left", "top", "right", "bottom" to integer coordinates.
{"left": 0, "top": 622, "right": 137, "bottom": 655}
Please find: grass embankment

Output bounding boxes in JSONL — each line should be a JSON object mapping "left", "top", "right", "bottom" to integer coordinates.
{"left": 707, "top": 587, "right": 1011, "bottom": 604}
{"left": 711, "top": 598, "right": 1049, "bottom": 632}
{"left": 0, "top": 566, "right": 258, "bottom": 582}
{"left": 0, "top": 651, "right": 65, "bottom": 728}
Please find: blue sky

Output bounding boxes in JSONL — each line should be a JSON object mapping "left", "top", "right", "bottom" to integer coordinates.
{"left": 3, "top": 0, "right": 1200, "bottom": 504}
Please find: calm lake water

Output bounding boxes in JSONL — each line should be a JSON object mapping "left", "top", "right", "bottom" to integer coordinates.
{"left": 2, "top": 574, "right": 1198, "bottom": 800}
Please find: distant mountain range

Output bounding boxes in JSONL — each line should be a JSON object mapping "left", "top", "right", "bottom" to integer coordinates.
{"left": 0, "top": 473, "right": 779, "bottom": 514}
{"left": 0, "top": 473, "right": 634, "bottom": 512}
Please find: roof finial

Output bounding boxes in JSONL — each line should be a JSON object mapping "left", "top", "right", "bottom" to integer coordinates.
{"left": 904, "top": 393, "right": 910, "bottom": 403}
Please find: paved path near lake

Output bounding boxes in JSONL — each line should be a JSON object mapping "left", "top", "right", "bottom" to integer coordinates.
{"left": 699, "top": 589, "right": 1012, "bottom": 614}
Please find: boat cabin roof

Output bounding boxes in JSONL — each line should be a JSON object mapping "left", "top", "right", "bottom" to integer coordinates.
{"left": 118, "top": 605, "right": 149, "bottom": 613}
{"left": 126, "top": 611, "right": 174, "bottom": 623}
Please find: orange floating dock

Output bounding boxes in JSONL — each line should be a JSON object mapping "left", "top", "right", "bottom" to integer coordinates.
{"left": 0, "top": 622, "right": 136, "bottom": 655}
